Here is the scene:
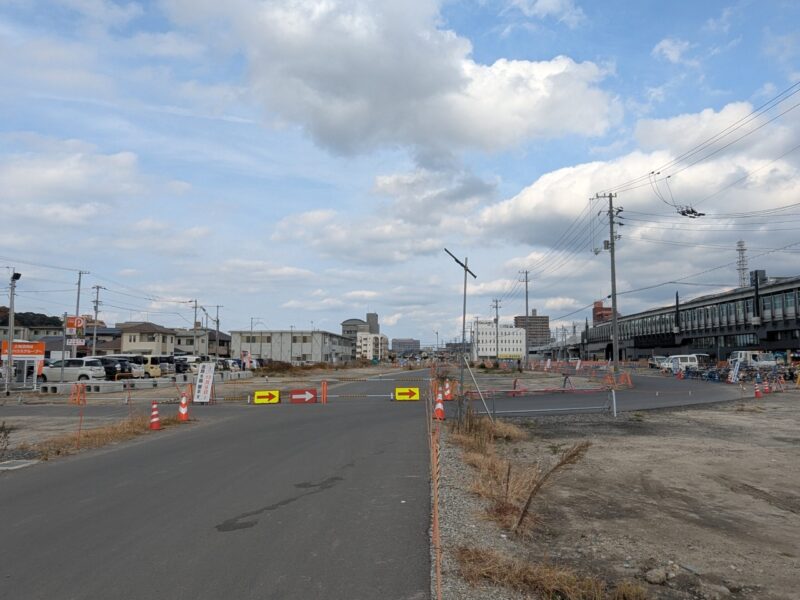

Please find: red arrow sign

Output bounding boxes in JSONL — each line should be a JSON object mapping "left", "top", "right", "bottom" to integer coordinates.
{"left": 265, "top": 392, "right": 277, "bottom": 401}
{"left": 290, "top": 388, "right": 317, "bottom": 404}
{"left": 397, "top": 389, "right": 417, "bottom": 399}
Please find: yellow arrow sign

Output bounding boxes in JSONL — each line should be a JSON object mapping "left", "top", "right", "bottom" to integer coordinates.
{"left": 253, "top": 390, "right": 280, "bottom": 404}
{"left": 395, "top": 387, "right": 420, "bottom": 401}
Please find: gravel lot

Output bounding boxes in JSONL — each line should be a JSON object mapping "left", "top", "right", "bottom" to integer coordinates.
{"left": 435, "top": 392, "right": 800, "bottom": 600}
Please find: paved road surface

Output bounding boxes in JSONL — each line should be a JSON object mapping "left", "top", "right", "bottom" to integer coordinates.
{"left": 0, "top": 372, "right": 431, "bottom": 600}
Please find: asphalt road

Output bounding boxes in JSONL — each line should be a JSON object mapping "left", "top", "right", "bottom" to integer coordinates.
{"left": 0, "top": 371, "right": 432, "bottom": 600}
{"left": 465, "top": 372, "right": 745, "bottom": 417}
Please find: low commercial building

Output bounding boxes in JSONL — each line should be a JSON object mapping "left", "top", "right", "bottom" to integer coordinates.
{"left": 391, "top": 338, "right": 420, "bottom": 354}
{"left": 230, "top": 329, "right": 353, "bottom": 365}
{"left": 472, "top": 320, "right": 525, "bottom": 360}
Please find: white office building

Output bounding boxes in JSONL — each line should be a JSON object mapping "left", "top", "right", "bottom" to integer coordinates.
{"left": 230, "top": 330, "right": 353, "bottom": 365}
{"left": 472, "top": 320, "right": 525, "bottom": 360}
{"left": 356, "top": 332, "right": 389, "bottom": 361}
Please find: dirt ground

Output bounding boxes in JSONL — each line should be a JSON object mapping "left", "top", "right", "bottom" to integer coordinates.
{"left": 442, "top": 393, "right": 800, "bottom": 600}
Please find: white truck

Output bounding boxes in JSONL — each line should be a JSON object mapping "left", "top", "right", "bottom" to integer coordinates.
{"left": 727, "top": 351, "right": 777, "bottom": 368}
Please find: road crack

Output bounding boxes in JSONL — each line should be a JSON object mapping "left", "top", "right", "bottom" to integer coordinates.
{"left": 215, "top": 476, "right": 343, "bottom": 532}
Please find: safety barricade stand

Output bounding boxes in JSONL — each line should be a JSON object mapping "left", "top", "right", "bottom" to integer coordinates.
{"left": 69, "top": 383, "right": 87, "bottom": 406}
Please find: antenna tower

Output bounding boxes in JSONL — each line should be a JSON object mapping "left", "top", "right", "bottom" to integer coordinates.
{"left": 736, "top": 241, "right": 748, "bottom": 287}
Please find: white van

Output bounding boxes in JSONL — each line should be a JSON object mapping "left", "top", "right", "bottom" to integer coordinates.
{"left": 666, "top": 355, "right": 699, "bottom": 373}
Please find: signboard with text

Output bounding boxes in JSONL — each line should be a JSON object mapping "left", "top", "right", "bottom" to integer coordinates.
{"left": 193, "top": 362, "right": 216, "bottom": 404}
{"left": 66, "top": 316, "right": 85, "bottom": 336}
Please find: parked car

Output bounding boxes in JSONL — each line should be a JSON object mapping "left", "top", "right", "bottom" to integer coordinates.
{"left": 215, "top": 359, "right": 229, "bottom": 371}
{"left": 648, "top": 355, "right": 667, "bottom": 369}
{"left": 226, "top": 359, "right": 241, "bottom": 372}
{"left": 41, "top": 358, "right": 105, "bottom": 382}
{"left": 95, "top": 356, "right": 132, "bottom": 381}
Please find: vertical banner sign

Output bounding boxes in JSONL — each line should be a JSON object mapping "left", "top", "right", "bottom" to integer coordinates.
{"left": 194, "top": 362, "right": 216, "bottom": 404}
{"left": 728, "top": 359, "right": 741, "bottom": 383}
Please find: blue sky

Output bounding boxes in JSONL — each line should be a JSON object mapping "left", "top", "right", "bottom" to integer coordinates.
{"left": 1, "top": 0, "right": 799, "bottom": 345}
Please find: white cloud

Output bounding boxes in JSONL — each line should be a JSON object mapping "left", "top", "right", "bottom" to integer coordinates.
{"left": 375, "top": 167, "right": 496, "bottom": 224}
{"left": 272, "top": 209, "right": 443, "bottom": 265}
{"left": 652, "top": 38, "right": 697, "bottom": 67}
{"left": 507, "top": 0, "right": 586, "bottom": 28}
{"left": 164, "top": 0, "right": 620, "bottom": 156}
{"left": 344, "top": 290, "right": 380, "bottom": 300}
{"left": 127, "top": 31, "right": 205, "bottom": 59}
{"left": 59, "top": 0, "right": 143, "bottom": 28}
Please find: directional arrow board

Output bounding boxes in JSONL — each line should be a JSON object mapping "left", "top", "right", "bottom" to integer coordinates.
{"left": 395, "top": 387, "right": 420, "bottom": 401}
{"left": 290, "top": 388, "right": 317, "bottom": 404}
{"left": 253, "top": 390, "right": 280, "bottom": 404}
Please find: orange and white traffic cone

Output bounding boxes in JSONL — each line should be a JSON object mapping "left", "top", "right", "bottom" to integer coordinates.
{"left": 177, "top": 392, "right": 190, "bottom": 422}
{"left": 149, "top": 400, "right": 161, "bottom": 431}
{"left": 763, "top": 380, "right": 771, "bottom": 394}
{"left": 443, "top": 379, "right": 453, "bottom": 401}
{"left": 433, "top": 392, "right": 446, "bottom": 421}
{"left": 754, "top": 382, "right": 762, "bottom": 399}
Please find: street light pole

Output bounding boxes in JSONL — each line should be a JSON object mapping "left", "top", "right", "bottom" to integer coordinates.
{"left": 444, "top": 248, "right": 477, "bottom": 422}
{"left": 290, "top": 325, "right": 295, "bottom": 365}
{"left": 4, "top": 270, "right": 21, "bottom": 396}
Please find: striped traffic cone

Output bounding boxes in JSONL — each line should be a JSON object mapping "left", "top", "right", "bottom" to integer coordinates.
{"left": 763, "top": 380, "right": 771, "bottom": 394}
{"left": 754, "top": 382, "right": 762, "bottom": 399}
{"left": 177, "top": 392, "right": 190, "bottom": 423}
{"left": 149, "top": 400, "right": 161, "bottom": 431}
{"left": 433, "top": 392, "right": 446, "bottom": 421}
{"left": 443, "top": 379, "right": 453, "bottom": 401}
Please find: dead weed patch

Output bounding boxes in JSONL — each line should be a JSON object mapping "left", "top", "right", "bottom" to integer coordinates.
{"left": 25, "top": 413, "right": 187, "bottom": 460}
{"left": 456, "top": 546, "right": 647, "bottom": 600}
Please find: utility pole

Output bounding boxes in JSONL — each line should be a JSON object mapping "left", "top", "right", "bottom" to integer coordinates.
{"left": 596, "top": 192, "right": 621, "bottom": 372}
{"left": 492, "top": 299, "right": 501, "bottom": 361}
{"left": 520, "top": 270, "right": 529, "bottom": 369}
{"left": 73, "top": 270, "right": 88, "bottom": 357}
{"left": 5, "top": 270, "right": 21, "bottom": 395}
{"left": 444, "top": 248, "right": 477, "bottom": 422}
{"left": 192, "top": 299, "right": 198, "bottom": 356}
{"left": 290, "top": 325, "right": 295, "bottom": 365}
{"left": 215, "top": 305, "right": 221, "bottom": 359}
{"left": 91, "top": 285, "right": 104, "bottom": 356}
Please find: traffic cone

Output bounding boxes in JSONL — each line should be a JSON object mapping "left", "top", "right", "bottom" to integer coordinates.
{"left": 443, "top": 379, "right": 453, "bottom": 401}
{"left": 763, "top": 380, "right": 771, "bottom": 394}
{"left": 433, "top": 392, "right": 445, "bottom": 421}
{"left": 149, "top": 400, "right": 161, "bottom": 431}
{"left": 754, "top": 382, "right": 762, "bottom": 399}
{"left": 177, "top": 392, "right": 190, "bottom": 422}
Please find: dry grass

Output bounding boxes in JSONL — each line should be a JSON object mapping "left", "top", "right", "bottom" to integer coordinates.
{"left": 612, "top": 580, "right": 648, "bottom": 600}
{"left": 463, "top": 451, "right": 543, "bottom": 528}
{"left": 456, "top": 546, "right": 647, "bottom": 600}
{"left": 449, "top": 408, "right": 527, "bottom": 454}
{"left": 22, "top": 413, "right": 186, "bottom": 460}
{"left": 514, "top": 441, "right": 591, "bottom": 532}
{"left": 735, "top": 403, "right": 766, "bottom": 413}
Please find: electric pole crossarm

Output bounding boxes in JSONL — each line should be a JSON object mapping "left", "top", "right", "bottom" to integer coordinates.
{"left": 444, "top": 248, "right": 477, "bottom": 279}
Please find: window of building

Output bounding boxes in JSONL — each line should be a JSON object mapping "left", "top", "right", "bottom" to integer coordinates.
{"left": 786, "top": 292, "right": 795, "bottom": 312}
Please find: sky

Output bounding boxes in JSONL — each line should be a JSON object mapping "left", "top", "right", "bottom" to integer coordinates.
{"left": 1, "top": 0, "right": 800, "bottom": 345}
